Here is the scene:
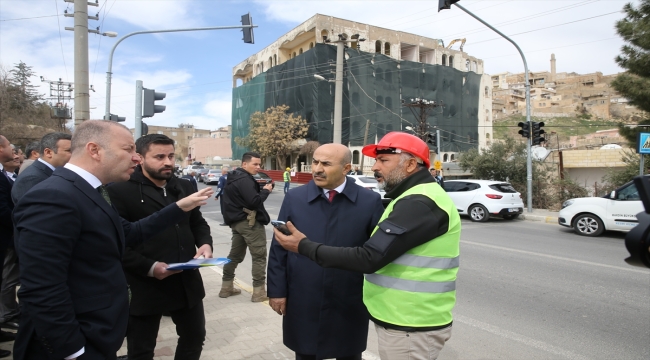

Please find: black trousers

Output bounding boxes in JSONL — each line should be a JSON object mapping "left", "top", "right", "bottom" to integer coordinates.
{"left": 296, "top": 353, "right": 362, "bottom": 360}
{"left": 126, "top": 301, "right": 205, "bottom": 360}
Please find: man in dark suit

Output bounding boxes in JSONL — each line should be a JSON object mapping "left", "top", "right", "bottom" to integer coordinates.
{"left": 12, "top": 121, "right": 213, "bottom": 360}
{"left": 268, "top": 144, "right": 384, "bottom": 360}
{"left": 107, "top": 134, "right": 212, "bottom": 360}
{"left": 2, "top": 132, "right": 72, "bottom": 330}
{"left": 11, "top": 132, "right": 72, "bottom": 204}
{"left": 0, "top": 135, "right": 17, "bottom": 359}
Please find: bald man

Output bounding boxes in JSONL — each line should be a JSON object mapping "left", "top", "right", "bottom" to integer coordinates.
{"left": 12, "top": 121, "right": 213, "bottom": 360}
{"left": 267, "top": 144, "right": 384, "bottom": 360}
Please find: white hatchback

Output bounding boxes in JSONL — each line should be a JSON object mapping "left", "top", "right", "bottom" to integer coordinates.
{"left": 348, "top": 175, "right": 386, "bottom": 198}
{"left": 443, "top": 180, "right": 524, "bottom": 222}
{"left": 558, "top": 178, "right": 643, "bottom": 237}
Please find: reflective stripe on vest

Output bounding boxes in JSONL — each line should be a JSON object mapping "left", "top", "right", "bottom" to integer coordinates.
{"left": 391, "top": 254, "right": 459, "bottom": 269}
{"left": 365, "top": 273, "right": 456, "bottom": 293}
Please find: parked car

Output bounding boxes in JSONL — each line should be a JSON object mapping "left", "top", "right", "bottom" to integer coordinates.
{"left": 348, "top": 175, "right": 386, "bottom": 198}
{"left": 182, "top": 165, "right": 204, "bottom": 176}
{"left": 197, "top": 168, "right": 210, "bottom": 182}
{"left": 558, "top": 178, "right": 643, "bottom": 237}
{"left": 204, "top": 169, "right": 221, "bottom": 185}
{"left": 254, "top": 171, "right": 275, "bottom": 190}
{"left": 443, "top": 180, "right": 524, "bottom": 222}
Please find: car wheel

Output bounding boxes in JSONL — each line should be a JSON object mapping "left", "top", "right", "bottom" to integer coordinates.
{"left": 573, "top": 214, "right": 604, "bottom": 237}
{"left": 503, "top": 214, "right": 519, "bottom": 220}
{"left": 469, "top": 204, "right": 489, "bottom": 222}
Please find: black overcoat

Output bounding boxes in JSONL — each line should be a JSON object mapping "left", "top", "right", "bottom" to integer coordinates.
{"left": 267, "top": 178, "right": 384, "bottom": 358}
{"left": 107, "top": 167, "right": 212, "bottom": 316}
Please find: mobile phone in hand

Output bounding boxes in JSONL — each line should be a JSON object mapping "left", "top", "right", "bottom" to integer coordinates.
{"left": 271, "top": 220, "right": 292, "bottom": 235}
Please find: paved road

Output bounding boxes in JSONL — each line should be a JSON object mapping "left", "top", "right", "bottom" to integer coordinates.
{"left": 198, "top": 181, "right": 650, "bottom": 360}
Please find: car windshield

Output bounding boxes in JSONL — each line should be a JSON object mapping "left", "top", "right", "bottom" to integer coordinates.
{"left": 208, "top": 170, "right": 220, "bottom": 173}
{"left": 357, "top": 177, "right": 378, "bottom": 184}
{"left": 488, "top": 183, "right": 517, "bottom": 193}
{"left": 257, "top": 172, "right": 270, "bottom": 179}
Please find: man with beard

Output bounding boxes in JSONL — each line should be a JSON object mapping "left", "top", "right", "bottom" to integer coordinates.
{"left": 107, "top": 134, "right": 212, "bottom": 360}
{"left": 273, "top": 132, "right": 461, "bottom": 360}
{"left": 268, "top": 144, "right": 383, "bottom": 360}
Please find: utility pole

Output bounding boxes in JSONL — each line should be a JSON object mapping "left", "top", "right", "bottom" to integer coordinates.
{"left": 41, "top": 77, "right": 74, "bottom": 131}
{"left": 135, "top": 80, "right": 143, "bottom": 139}
{"left": 67, "top": 0, "right": 98, "bottom": 126}
{"left": 317, "top": 33, "right": 365, "bottom": 144}
{"left": 359, "top": 119, "right": 370, "bottom": 173}
{"left": 402, "top": 98, "right": 443, "bottom": 141}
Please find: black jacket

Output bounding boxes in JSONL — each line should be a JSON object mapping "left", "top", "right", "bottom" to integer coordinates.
{"left": 107, "top": 166, "right": 212, "bottom": 316}
{"left": 222, "top": 168, "right": 271, "bottom": 226}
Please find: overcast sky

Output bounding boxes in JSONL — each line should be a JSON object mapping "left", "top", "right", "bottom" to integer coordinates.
{"left": 0, "top": 0, "right": 634, "bottom": 131}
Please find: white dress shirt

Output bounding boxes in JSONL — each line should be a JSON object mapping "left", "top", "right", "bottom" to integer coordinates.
{"left": 321, "top": 178, "right": 347, "bottom": 198}
{"left": 38, "top": 157, "right": 56, "bottom": 171}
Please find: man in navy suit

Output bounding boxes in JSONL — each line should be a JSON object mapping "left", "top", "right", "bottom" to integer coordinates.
{"left": 11, "top": 132, "right": 72, "bottom": 204}
{"left": 2, "top": 132, "right": 72, "bottom": 330}
{"left": 0, "top": 135, "right": 18, "bottom": 358}
{"left": 12, "top": 121, "right": 213, "bottom": 360}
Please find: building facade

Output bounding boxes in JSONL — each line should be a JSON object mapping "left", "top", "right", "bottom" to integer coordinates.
{"left": 231, "top": 14, "right": 492, "bottom": 170}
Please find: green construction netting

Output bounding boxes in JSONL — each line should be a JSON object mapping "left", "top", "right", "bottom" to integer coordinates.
{"left": 232, "top": 43, "right": 480, "bottom": 160}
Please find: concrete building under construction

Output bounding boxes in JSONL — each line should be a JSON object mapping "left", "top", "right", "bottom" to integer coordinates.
{"left": 231, "top": 14, "right": 493, "bottom": 171}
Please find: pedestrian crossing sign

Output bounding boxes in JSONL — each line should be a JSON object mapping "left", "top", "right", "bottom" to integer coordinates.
{"left": 638, "top": 133, "right": 650, "bottom": 154}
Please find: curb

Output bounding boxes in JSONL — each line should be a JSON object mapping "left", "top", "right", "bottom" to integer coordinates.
{"left": 519, "top": 213, "right": 559, "bottom": 224}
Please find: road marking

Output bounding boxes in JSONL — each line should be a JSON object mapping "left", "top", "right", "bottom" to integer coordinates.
{"left": 455, "top": 315, "right": 590, "bottom": 360}
{"left": 462, "top": 240, "right": 650, "bottom": 274}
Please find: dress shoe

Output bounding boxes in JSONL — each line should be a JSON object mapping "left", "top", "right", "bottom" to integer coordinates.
{"left": 0, "top": 330, "right": 15, "bottom": 343}
{"left": 0, "top": 321, "right": 18, "bottom": 330}
{"left": 116, "top": 356, "right": 128, "bottom": 360}
{"left": 0, "top": 349, "right": 11, "bottom": 358}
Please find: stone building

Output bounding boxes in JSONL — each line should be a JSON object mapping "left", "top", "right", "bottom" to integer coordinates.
{"left": 231, "top": 14, "right": 493, "bottom": 171}
{"left": 492, "top": 54, "right": 642, "bottom": 121}
{"left": 130, "top": 124, "right": 217, "bottom": 167}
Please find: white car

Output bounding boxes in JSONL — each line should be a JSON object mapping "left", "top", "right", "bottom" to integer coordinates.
{"left": 182, "top": 165, "right": 204, "bottom": 176}
{"left": 559, "top": 179, "right": 643, "bottom": 237}
{"left": 348, "top": 175, "right": 386, "bottom": 198}
{"left": 204, "top": 169, "right": 221, "bottom": 185}
{"left": 443, "top": 180, "right": 524, "bottom": 222}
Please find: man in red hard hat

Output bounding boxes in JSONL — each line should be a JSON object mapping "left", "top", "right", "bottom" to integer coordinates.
{"left": 273, "top": 131, "right": 461, "bottom": 359}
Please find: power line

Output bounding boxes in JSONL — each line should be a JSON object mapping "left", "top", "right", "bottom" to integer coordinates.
{"left": 0, "top": 14, "right": 62, "bottom": 22}
{"left": 53, "top": 0, "right": 69, "bottom": 81}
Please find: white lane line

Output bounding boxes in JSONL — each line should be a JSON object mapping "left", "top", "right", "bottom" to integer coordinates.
{"left": 455, "top": 315, "right": 590, "bottom": 360}
{"left": 462, "top": 240, "right": 650, "bottom": 274}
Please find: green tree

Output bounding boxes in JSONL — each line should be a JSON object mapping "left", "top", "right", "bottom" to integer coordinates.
{"left": 602, "top": 149, "right": 648, "bottom": 188}
{"left": 235, "top": 105, "right": 309, "bottom": 169}
{"left": 8, "top": 61, "right": 42, "bottom": 111}
{"left": 612, "top": 0, "right": 650, "bottom": 144}
{"left": 459, "top": 138, "right": 528, "bottom": 185}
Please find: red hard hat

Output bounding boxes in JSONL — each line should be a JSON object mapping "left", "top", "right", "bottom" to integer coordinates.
{"left": 362, "top": 132, "right": 431, "bottom": 168}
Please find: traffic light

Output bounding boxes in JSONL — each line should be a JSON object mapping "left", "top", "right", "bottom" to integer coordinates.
{"left": 141, "top": 122, "right": 149, "bottom": 136}
{"left": 518, "top": 122, "right": 530, "bottom": 139}
{"left": 532, "top": 121, "right": 546, "bottom": 145}
{"left": 108, "top": 113, "right": 125, "bottom": 122}
{"left": 426, "top": 133, "right": 437, "bottom": 147}
{"left": 142, "top": 88, "right": 166, "bottom": 118}
{"left": 438, "top": 0, "right": 460, "bottom": 11}
{"left": 241, "top": 13, "right": 254, "bottom": 44}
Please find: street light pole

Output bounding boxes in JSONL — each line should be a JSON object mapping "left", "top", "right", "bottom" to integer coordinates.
{"left": 451, "top": 2, "right": 534, "bottom": 213}
{"left": 104, "top": 24, "right": 257, "bottom": 120}
{"left": 333, "top": 41, "right": 344, "bottom": 144}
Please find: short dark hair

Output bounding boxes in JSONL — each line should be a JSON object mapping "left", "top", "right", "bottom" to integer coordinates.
{"left": 135, "top": 134, "right": 175, "bottom": 155}
{"left": 242, "top": 151, "right": 261, "bottom": 163}
{"left": 40, "top": 132, "right": 72, "bottom": 154}
{"left": 25, "top": 141, "right": 40, "bottom": 158}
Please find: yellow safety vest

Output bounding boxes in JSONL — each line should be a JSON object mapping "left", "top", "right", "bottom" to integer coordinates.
{"left": 363, "top": 183, "right": 461, "bottom": 327}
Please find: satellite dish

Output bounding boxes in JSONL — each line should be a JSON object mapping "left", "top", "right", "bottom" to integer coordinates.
{"left": 213, "top": 156, "right": 222, "bottom": 161}
{"left": 600, "top": 144, "right": 622, "bottom": 150}
{"left": 531, "top": 146, "right": 550, "bottom": 161}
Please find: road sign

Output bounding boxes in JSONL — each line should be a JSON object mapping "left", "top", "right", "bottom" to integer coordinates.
{"left": 434, "top": 160, "right": 442, "bottom": 170}
{"left": 637, "top": 133, "right": 650, "bottom": 154}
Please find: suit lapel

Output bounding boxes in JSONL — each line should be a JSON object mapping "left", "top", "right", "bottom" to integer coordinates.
{"left": 55, "top": 168, "right": 125, "bottom": 252}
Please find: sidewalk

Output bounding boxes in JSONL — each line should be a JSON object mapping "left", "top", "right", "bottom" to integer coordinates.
{"left": 519, "top": 208, "right": 560, "bottom": 224}
{"left": 116, "top": 266, "right": 293, "bottom": 360}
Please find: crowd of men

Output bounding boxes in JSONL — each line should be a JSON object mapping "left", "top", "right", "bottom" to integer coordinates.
{"left": 0, "top": 125, "right": 459, "bottom": 360}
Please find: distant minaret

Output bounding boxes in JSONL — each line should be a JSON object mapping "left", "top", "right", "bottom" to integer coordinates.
{"left": 550, "top": 53, "right": 556, "bottom": 82}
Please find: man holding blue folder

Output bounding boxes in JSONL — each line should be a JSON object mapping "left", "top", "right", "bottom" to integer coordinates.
{"left": 107, "top": 134, "right": 212, "bottom": 360}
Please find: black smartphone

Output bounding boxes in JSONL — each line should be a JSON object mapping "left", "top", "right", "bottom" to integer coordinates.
{"left": 271, "top": 220, "right": 292, "bottom": 235}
